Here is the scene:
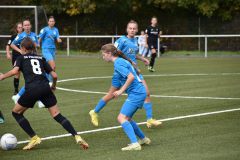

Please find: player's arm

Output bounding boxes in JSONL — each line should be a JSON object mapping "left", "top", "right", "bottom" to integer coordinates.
{"left": 50, "top": 71, "right": 57, "bottom": 90}
{"left": 102, "top": 86, "right": 118, "bottom": 101}
{"left": 0, "top": 67, "right": 19, "bottom": 81}
{"left": 113, "top": 73, "right": 134, "bottom": 98}
{"left": 10, "top": 43, "right": 21, "bottom": 54}
{"left": 136, "top": 54, "right": 149, "bottom": 65}
{"left": 56, "top": 29, "right": 62, "bottom": 43}
{"left": 6, "top": 45, "right": 11, "bottom": 60}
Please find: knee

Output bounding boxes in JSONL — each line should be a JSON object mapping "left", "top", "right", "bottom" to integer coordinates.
{"left": 117, "top": 114, "right": 127, "bottom": 124}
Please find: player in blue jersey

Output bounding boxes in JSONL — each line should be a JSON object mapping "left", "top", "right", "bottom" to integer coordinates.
{"left": 10, "top": 18, "right": 44, "bottom": 108}
{"left": 89, "top": 20, "right": 162, "bottom": 128}
{"left": 100, "top": 44, "right": 151, "bottom": 151}
{"left": 38, "top": 16, "right": 62, "bottom": 82}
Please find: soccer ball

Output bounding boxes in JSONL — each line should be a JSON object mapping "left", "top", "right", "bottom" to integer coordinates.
{"left": 0, "top": 133, "right": 17, "bottom": 150}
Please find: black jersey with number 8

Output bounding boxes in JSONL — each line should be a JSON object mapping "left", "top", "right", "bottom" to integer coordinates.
{"left": 15, "top": 53, "right": 53, "bottom": 89}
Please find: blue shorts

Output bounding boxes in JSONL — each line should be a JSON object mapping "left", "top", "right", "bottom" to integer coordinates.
{"left": 120, "top": 93, "right": 146, "bottom": 118}
{"left": 42, "top": 48, "right": 56, "bottom": 62}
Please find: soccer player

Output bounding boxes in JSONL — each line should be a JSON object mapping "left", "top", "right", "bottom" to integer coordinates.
{"left": 10, "top": 18, "right": 44, "bottom": 108}
{"left": 6, "top": 22, "right": 23, "bottom": 95}
{"left": 145, "top": 16, "right": 162, "bottom": 72}
{"left": 38, "top": 16, "right": 62, "bottom": 82}
{"left": 138, "top": 30, "right": 148, "bottom": 57}
{"left": 100, "top": 43, "right": 151, "bottom": 151}
{"left": 0, "top": 37, "right": 88, "bottom": 150}
{"left": 89, "top": 20, "right": 162, "bottom": 128}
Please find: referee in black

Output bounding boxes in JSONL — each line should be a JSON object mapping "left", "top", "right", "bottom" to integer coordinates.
{"left": 6, "top": 22, "right": 23, "bottom": 94}
{"left": 145, "top": 16, "right": 162, "bottom": 72}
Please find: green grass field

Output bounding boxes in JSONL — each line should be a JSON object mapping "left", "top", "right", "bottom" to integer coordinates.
{"left": 0, "top": 56, "right": 240, "bottom": 160}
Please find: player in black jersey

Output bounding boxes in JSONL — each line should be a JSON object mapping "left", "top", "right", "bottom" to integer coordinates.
{"left": 145, "top": 16, "right": 162, "bottom": 72}
{"left": 6, "top": 22, "right": 23, "bottom": 94}
{"left": 0, "top": 37, "right": 89, "bottom": 150}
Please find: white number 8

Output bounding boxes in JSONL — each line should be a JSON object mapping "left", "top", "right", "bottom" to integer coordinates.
{"left": 31, "top": 59, "right": 42, "bottom": 75}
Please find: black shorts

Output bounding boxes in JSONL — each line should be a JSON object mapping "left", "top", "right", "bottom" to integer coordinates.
{"left": 12, "top": 52, "right": 21, "bottom": 66}
{"left": 18, "top": 85, "right": 57, "bottom": 108}
{"left": 148, "top": 41, "right": 158, "bottom": 50}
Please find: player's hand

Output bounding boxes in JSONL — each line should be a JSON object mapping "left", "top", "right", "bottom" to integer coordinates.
{"left": 113, "top": 90, "right": 123, "bottom": 98}
{"left": 6, "top": 53, "right": 12, "bottom": 60}
{"left": 57, "top": 38, "right": 62, "bottom": 43}
{"left": 143, "top": 58, "right": 149, "bottom": 65}
{"left": 0, "top": 74, "right": 4, "bottom": 81}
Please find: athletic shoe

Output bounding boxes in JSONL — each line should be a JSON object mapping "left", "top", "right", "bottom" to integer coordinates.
{"left": 12, "top": 94, "right": 20, "bottom": 104}
{"left": 89, "top": 110, "right": 99, "bottom": 126}
{"left": 23, "top": 135, "right": 41, "bottom": 150}
{"left": 148, "top": 66, "right": 155, "bottom": 72}
{"left": 75, "top": 135, "right": 89, "bottom": 150}
{"left": 0, "top": 118, "right": 4, "bottom": 124}
{"left": 37, "top": 101, "right": 45, "bottom": 108}
{"left": 138, "top": 137, "right": 151, "bottom": 145}
{"left": 121, "top": 143, "right": 141, "bottom": 151}
{"left": 146, "top": 118, "right": 162, "bottom": 128}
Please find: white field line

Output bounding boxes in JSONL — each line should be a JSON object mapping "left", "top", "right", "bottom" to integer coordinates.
{"left": 56, "top": 87, "right": 240, "bottom": 100}
{"left": 17, "top": 108, "right": 240, "bottom": 144}
{"left": 57, "top": 73, "right": 240, "bottom": 83}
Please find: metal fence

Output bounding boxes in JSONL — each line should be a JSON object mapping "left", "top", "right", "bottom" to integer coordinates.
{"left": 0, "top": 34, "right": 240, "bottom": 57}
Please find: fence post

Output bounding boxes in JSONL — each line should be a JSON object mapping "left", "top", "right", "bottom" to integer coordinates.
{"left": 157, "top": 37, "right": 160, "bottom": 57}
{"left": 67, "top": 37, "right": 70, "bottom": 56}
{"left": 204, "top": 36, "right": 208, "bottom": 58}
{"left": 112, "top": 37, "right": 114, "bottom": 44}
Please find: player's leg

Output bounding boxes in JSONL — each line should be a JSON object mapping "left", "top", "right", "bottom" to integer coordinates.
{"left": 48, "top": 105, "right": 88, "bottom": 149}
{"left": 12, "top": 101, "right": 41, "bottom": 150}
{"left": 148, "top": 48, "right": 157, "bottom": 72}
{"left": 142, "top": 80, "right": 162, "bottom": 128}
{"left": 42, "top": 90, "right": 88, "bottom": 149}
{"left": 118, "top": 100, "right": 142, "bottom": 151}
{"left": 89, "top": 86, "right": 117, "bottom": 126}
{"left": 0, "top": 110, "right": 4, "bottom": 124}
{"left": 12, "top": 55, "right": 20, "bottom": 95}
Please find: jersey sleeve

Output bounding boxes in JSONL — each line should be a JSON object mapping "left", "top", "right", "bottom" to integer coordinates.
{"left": 38, "top": 28, "right": 46, "bottom": 39}
{"left": 114, "top": 38, "right": 124, "bottom": 51}
{"left": 42, "top": 58, "right": 53, "bottom": 74}
{"left": 7, "top": 35, "right": 15, "bottom": 46}
{"left": 32, "top": 33, "right": 39, "bottom": 45}
{"left": 145, "top": 26, "right": 149, "bottom": 34}
{"left": 12, "top": 35, "right": 21, "bottom": 45}
{"left": 56, "top": 28, "right": 60, "bottom": 39}
{"left": 111, "top": 74, "right": 121, "bottom": 88}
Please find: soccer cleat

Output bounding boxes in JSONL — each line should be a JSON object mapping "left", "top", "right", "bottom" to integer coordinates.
{"left": 121, "top": 143, "right": 141, "bottom": 151}
{"left": 0, "top": 118, "right": 4, "bottom": 124}
{"left": 23, "top": 135, "right": 41, "bottom": 150}
{"left": 12, "top": 94, "right": 20, "bottom": 104}
{"left": 146, "top": 118, "right": 162, "bottom": 128}
{"left": 75, "top": 135, "right": 89, "bottom": 150}
{"left": 148, "top": 66, "right": 155, "bottom": 72}
{"left": 138, "top": 137, "right": 151, "bottom": 145}
{"left": 89, "top": 110, "right": 99, "bottom": 126}
{"left": 37, "top": 101, "right": 45, "bottom": 108}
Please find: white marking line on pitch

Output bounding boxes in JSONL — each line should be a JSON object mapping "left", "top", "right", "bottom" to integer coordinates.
{"left": 17, "top": 108, "right": 240, "bottom": 144}
{"left": 56, "top": 73, "right": 240, "bottom": 100}
{"left": 56, "top": 87, "right": 240, "bottom": 100}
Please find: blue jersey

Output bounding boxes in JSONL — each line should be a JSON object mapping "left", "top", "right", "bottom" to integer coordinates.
{"left": 12, "top": 31, "right": 38, "bottom": 46}
{"left": 38, "top": 26, "right": 60, "bottom": 49}
{"left": 114, "top": 36, "right": 139, "bottom": 64}
{"left": 112, "top": 58, "right": 145, "bottom": 95}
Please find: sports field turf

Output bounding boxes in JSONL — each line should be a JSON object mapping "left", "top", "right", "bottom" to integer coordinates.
{"left": 0, "top": 56, "right": 240, "bottom": 160}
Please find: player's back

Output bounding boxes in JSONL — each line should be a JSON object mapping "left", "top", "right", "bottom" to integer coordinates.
{"left": 15, "top": 53, "right": 52, "bottom": 89}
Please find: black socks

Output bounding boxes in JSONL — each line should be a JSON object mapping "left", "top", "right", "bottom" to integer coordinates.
{"left": 54, "top": 113, "right": 77, "bottom": 136}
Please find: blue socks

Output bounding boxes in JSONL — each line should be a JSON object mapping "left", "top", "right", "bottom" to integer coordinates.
{"left": 121, "top": 121, "right": 138, "bottom": 143}
{"left": 18, "top": 86, "right": 25, "bottom": 96}
{"left": 94, "top": 99, "right": 106, "bottom": 113}
{"left": 130, "top": 120, "right": 145, "bottom": 139}
{"left": 143, "top": 102, "right": 153, "bottom": 120}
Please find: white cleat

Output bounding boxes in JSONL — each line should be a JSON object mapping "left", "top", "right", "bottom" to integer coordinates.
{"left": 38, "top": 101, "right": 45, "bottom": 108}
{"left": 121, "top": 143, "right": 141, "bottom": 151}
{"left": 12, "top": 94, "right": 20, "bottom": 104}
{"left": 138, "top": 137, "right": 151, "bottom": 145}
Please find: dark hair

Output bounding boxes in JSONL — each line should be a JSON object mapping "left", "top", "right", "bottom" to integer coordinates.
{"left": 20, "top": 37, "right": 35, "bottom": 52}
{"left": 48, "top": 16, "right": 55, "bottom": 21}
{"left": 101, "top": 44, "right": 141, "bottom": 75}
{"left": 23, "top": 17, "right": 31, "bottom": 24}
{"left": 11, "top": 22, "right": 22, "bottom": 34}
